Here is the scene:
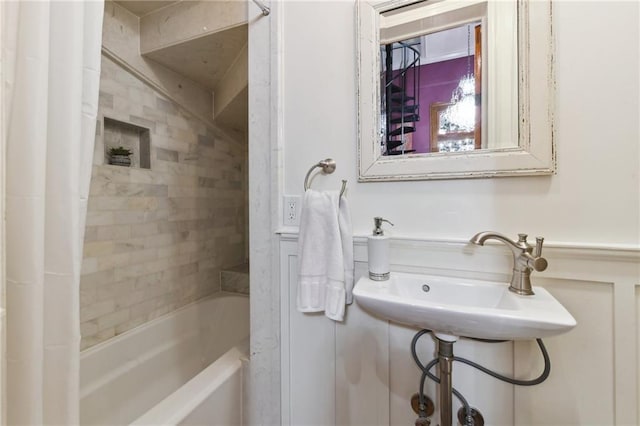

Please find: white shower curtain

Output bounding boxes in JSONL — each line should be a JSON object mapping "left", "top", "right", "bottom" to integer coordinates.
{"left": 3, "top": 1, "right": 104, "bottom": 424}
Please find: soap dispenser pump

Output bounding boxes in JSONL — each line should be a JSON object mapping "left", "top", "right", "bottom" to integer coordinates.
{"left": 368, "top": 217, "right": 394, "bottom": 281}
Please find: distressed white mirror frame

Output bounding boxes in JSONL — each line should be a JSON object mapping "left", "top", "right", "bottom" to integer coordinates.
{"left": 357, "top": 0, "right": 555, "bottom": 181}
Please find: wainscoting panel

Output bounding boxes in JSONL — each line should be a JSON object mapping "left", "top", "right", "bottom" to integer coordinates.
{"left": 514, "top": 278, "right": 615, "bottom": 425}
{"left": 335, "top": 263, "right": 390, "bottom": 426}
{"left": 280, "top": 235, "right": 639, "bottom": 426}
{"left": 636, "top": 286, "right": 640, "bottom": 424}
{"left": 282, "top": 247, "right": 336, "bottom": 426}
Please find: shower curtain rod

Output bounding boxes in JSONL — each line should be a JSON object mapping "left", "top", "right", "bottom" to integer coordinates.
{"left": 252, "top": 0, "right": 270, "bottom": 16}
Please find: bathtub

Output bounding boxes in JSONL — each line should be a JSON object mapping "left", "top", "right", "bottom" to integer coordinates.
{"left": 80, "top": 293, "right": 250, "bottom": 425}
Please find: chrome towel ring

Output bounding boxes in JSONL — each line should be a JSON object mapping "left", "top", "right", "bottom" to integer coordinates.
{"left": 303, "top": 158, "right": 347, "bottom": 197}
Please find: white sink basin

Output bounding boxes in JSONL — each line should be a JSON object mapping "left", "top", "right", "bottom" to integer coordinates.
{"left": 353, "top": 272, "right": 576, "bottom": 341}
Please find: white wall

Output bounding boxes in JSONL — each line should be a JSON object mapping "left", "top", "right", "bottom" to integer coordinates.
{"left": 282, "top": 1, "right": 639, "bottom": 245}
{"left": 271, "top": 1, "right": 640, "bottom": 425}
{"left": 0, "top": 1, "right": 5, "bottom": 422}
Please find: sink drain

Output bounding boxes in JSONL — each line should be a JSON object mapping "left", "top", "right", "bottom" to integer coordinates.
{"left": 422, "top": 284, "right": 430, "bottom": 292}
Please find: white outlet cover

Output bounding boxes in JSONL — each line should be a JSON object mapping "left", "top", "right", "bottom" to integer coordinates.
{"left": 283, "top": 195, "right": 301, "bottom": 226}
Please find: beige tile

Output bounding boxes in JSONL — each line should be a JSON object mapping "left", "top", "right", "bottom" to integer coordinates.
{"left": 130, "top": 222, "right": 160, "bottom": 238}
{"left": 221, "top": 272, "right": 249, "bottom": 295}
{"left": 127, "top": 87, "right": 146, "bottom": 105}
{"left": 97, "top": 309, "right": 130, "bottom": 331}
{"left": 93, "top": 327, "right": 116, "bottom": 344}
{"left": 153, "top": 134, "right": 191, "bottom": 153}
{"left": 107, "top": 280, "right": 135, "bottom": 307}
{"left": 82, "top": 269, "right": 116, "bottom": 287}
{"left": 134, "top": 272, "right": 163, "bottom": 290}
{"left": 113, "top": 95, "right": 132, "bottom": 116}
{"left": 84, "top": 226, "right": 98, "bottom": 242}
{"left": 128, "top": 248, "right": 159, "bottom": 265}
{"left": 81, "top": 327, "right": 117, "bottom": 350}
{"left": 113, "top": 211, "right": 147, "bottom": 225}
{"left": 81, "top": 320, "right": 99, "bottom": 337}
{"left": 114, "top": 257, "right": 167, "bottom": 281}
{"left": 83, "top": 241, "right": 115, "bottom": 257}
{"left": 130, "top": 299, "right": 157, "bottom": 319}
{"left": 156, "top": 97, "right": 178, "bottom": 115}
{"left": 96, "top": 224, "right": 132, "bottom": 241}
{"left": 81, "top": 299, "right": 115, "bottom": 322}
{"left": 115, "top": 316, "right": 147, "bottom": 335}
{"left": 97, "top": 252, "right": 133, "bottom": 272}
{"left": 166, "top": 113, "right": 190, "bottom": 131}
{"left": 147, "top": 305, "right": 171, "bottom": 321}
{"left": 127, "top": 197, "right": 159, "bottom": 211}
{"left": 86, "top": 211, "right": 115, "bottom": 227}
{"left": 141, "top": 233, "right": 175, "bottom": 248}
{"left": 114, "top": 239, "right": 145, "bottom": 253}
{"left": 89, "top": 196, "right": 132, "bottom": 212}
{"left": 81, "top": 257, "right": 99, "bottom": 275}
{"left": 142, "top": 105, "right": 168, "bottom": 122}
{"left": 81, "top": 54, "right": 248, "bottom": 349}
{"left": 100, "top": 79, "right": 127, "bottom": 98}
{"left": 168, "top": 127, "right": 198, "bottom": 145}
{"left": 80, "top": 281, "right": 98, "bottom": 306}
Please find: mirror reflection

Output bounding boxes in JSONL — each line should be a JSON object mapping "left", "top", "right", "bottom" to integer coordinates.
{"left": 358, "top": 0, "right": 554, "bottom": 181}
{"left": 381, "top": 21, "right": 483, "bottom": 155}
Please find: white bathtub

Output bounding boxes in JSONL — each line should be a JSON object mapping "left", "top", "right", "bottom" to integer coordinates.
{"left": 80, "top": 293, "right": 250, "bottom": 425}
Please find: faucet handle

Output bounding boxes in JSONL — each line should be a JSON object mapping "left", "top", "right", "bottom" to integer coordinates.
{"left": 534, "top": 237, "right": 544, "bottom": 257}
{"left": 526, "top": 255, "right": 548, "bottom": 272}
{"left": 518, "top": 233, "right": 535, "bottom": 251}
{"left": 525, "top": 237, "right": 547, "bottom": 271}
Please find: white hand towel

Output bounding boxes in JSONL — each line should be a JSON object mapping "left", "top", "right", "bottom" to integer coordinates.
{"left": 296, "top": 189, "right": 354, "bottom": 321}
{"left": 338, "top": 196, "right": 354, "bottom": 305}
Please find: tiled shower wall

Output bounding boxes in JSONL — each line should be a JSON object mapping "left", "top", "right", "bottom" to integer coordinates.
{"left": 80, "top": 56, "right": 247, "bottom": 349}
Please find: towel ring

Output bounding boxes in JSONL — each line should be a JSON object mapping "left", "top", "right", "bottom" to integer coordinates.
{"left": 303, "top": 158, "right": 347, "bottom": 197}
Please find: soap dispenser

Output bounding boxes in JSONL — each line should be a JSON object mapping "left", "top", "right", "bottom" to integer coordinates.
{"left": 368, "top": 217, "right": 394, "bottom": 281}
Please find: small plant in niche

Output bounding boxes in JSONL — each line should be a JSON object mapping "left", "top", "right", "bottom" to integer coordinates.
{"left": 108, "top": 146, "right": 132, "bottom": 167}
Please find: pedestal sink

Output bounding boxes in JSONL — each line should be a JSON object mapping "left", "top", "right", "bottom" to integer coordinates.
{"left": 353, "top": 272, "right": 576, "bottom": 341}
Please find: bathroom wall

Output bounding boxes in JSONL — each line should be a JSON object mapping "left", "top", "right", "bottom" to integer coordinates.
{"left": 282, "top": 1, "right": 639, "bottom": 245}
{"left": 265, "top": 1, "right": 639, "bottom": 425}
{"left": 80, "top": 56, "right": 247, "bottom": 349}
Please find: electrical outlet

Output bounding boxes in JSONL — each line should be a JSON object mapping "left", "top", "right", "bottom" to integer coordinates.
{"left": 283, "top": 195, "right": 301, "bottom": 226}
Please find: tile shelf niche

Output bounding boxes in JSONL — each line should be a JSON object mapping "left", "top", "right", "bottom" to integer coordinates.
{"left": 103, "top": 116, "right": 151, "bottom": 169}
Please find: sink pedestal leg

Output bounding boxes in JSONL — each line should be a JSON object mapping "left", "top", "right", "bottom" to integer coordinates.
{"left": 437, "top": 339, "right": 454, "bottom": 426}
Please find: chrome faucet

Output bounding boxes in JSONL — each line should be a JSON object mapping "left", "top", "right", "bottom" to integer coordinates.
{"left": 469, "top": 231, "right": 548, "bottom": 296}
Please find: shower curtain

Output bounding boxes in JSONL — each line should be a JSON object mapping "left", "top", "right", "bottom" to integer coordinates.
{"left": 3, "top": 1, "right": 104, "bottom": 423}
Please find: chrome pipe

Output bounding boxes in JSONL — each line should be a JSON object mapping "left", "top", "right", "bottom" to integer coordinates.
{"left": 438, "top": 339, "right": 454, "bottom": 426}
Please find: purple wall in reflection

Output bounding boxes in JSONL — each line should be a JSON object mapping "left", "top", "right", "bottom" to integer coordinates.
{"left": 404, "top": 56, "right": 473, "bottom": 153}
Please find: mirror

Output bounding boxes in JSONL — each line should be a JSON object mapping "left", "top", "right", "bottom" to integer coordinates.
{"left": 357, "top": 0, "right": 555, "bottom": 181}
